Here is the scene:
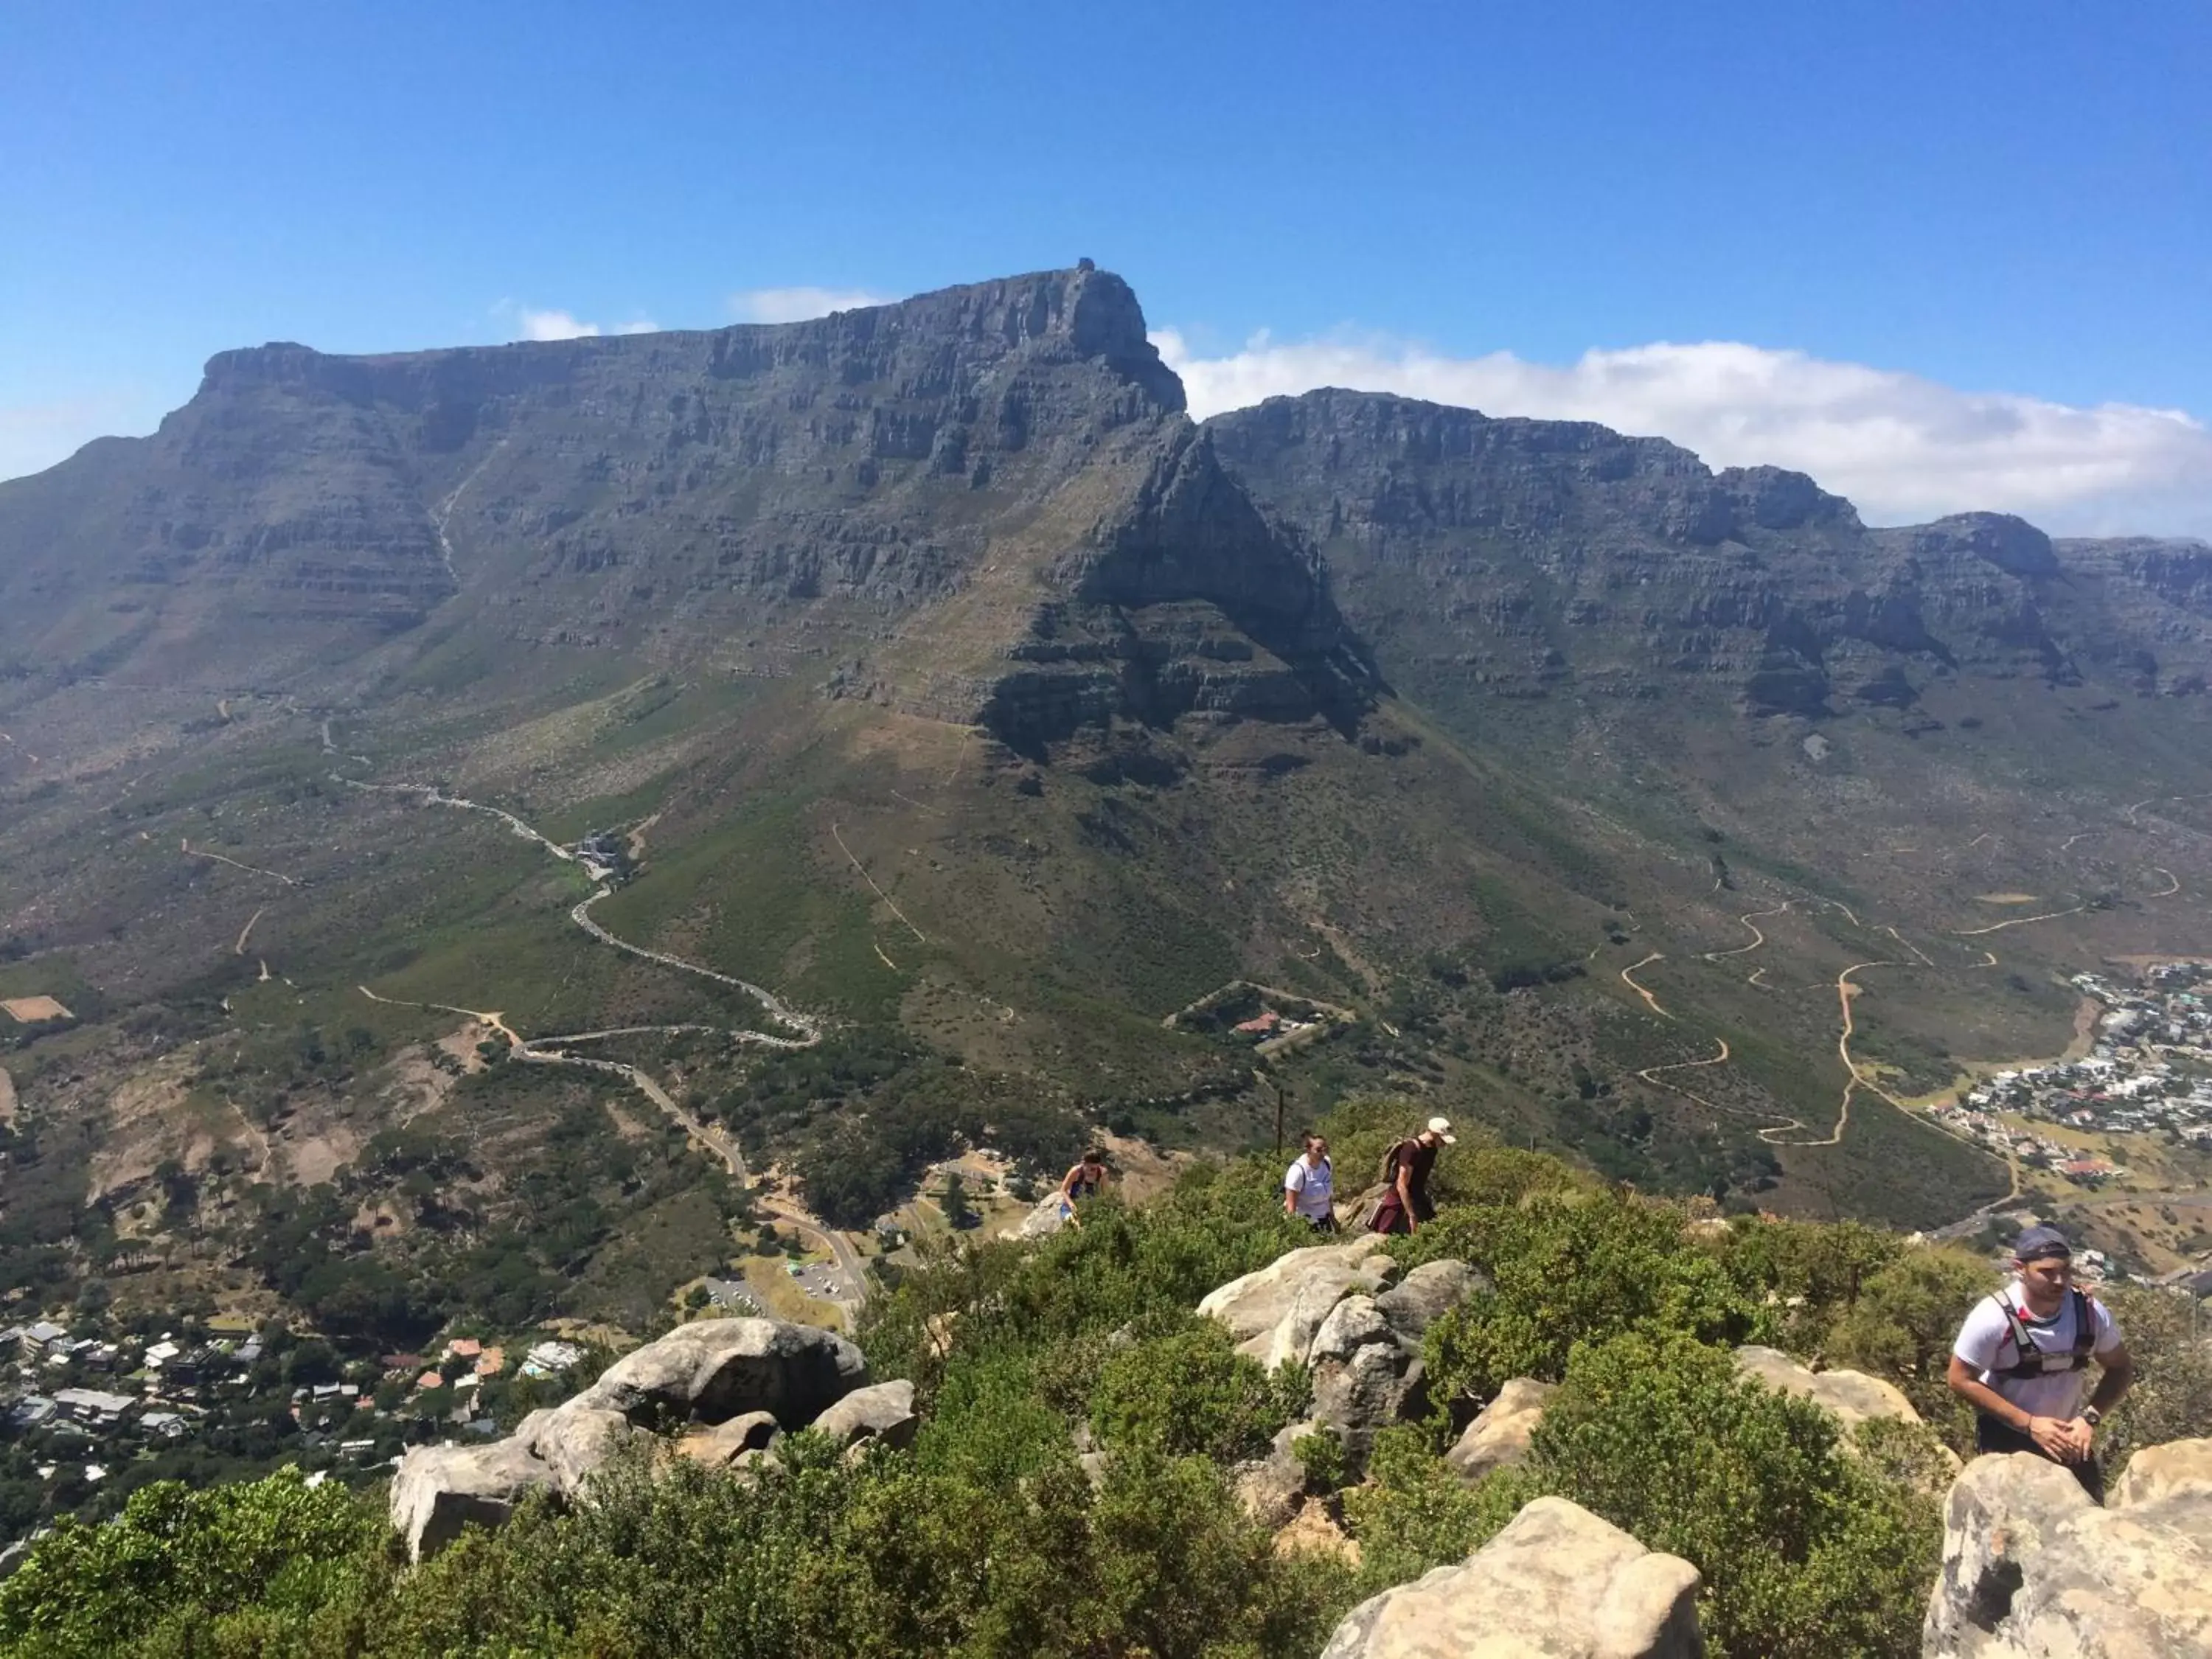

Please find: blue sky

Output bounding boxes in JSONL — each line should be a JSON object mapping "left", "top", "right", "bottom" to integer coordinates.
{"left": 5, "top": 1, "right": 2208, "bottom": 531}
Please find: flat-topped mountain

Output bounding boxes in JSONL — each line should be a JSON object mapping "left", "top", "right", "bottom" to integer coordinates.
{"left": 3, "top": 265, "right": 2211, "bottom": 1352}
{"left": 0, "top": 267, "right": 1372, "bottom": 748}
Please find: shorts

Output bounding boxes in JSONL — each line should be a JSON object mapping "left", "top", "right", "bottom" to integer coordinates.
{"left": 1975, "top": 1414, "right": 2104, "bottom": 1504}
{"left": 1300, "top": 1213, "right": 1338, "bottom": 1233}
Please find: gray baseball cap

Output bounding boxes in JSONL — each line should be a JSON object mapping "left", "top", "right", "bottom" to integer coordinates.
{"left": 2011, "top": 1225, "right": 2072, "bottom": 1262}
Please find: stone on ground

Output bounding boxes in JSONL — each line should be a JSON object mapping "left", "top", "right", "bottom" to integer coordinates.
{"left": 1446, "top": 1377, "right": 1557, "bottom": 1484}
{"left": 1197, "top": 1240, "right": 1400, "bottom": 1367}
{"left": 1732, "top": 1344, "right": 1924, "bottom": 1430}
{"left": 1374, "top": 1257, "right": 1486, "bottom": 1341}
{"left": 1923, "top": 1446, "right": 2212, "bottom": 1657}
{"left": 578, "top": 1315, "right": 868, "bottom": 1427}
{"left": 810, "top": 1378, "right": 919, "bottom": 1452}
{"left": 1319, "top": 1494, "right": 1703, "bottom": 1659}
{"left": 390, "top": 1439, "right": 554, "bottom": 1562}
{"left": 677, "top": 1410, "right": 782, "bottom": 1467}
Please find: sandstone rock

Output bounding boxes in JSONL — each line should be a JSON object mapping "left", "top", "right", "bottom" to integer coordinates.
{"left": 1374, "top": 1258, "right": 1485, "bottom": 1341}
{"left": 1273, "top": 1497, "right": 1360, "bottom": 1565}
{"left": 1078, "top": 1450, "right": 1110, "bottom": 1487}
{"left": 809, "top": 1378, "right": 918, "bottom": 1452}
{"left": 1234, "top": 1452, "right": 1309, "bottom": 1531}
{"left": 1310, "top": 1341, "right": 1426, "bottom": 1472}
{"left": 390, "top": 1438, "right": 554, "bottom": 1562}
{"left": 1447, "top": 1377, "right": 1557, "bottom": 1484}
{"left": 1015, "top": 1194, "right": 1071, "bottom": 1239}
{"left": 2110, "top": 1435, "right": 2212, "bottom": 1509}
{"left": 389, "top": 1315, "right": 872, "bottom": 1556}
{"left": 1320, "top": 1495, "right": 1703, "bottom": 1659}
{"left": 1924, "top": 1450, "right": 2212, "bottom": 1657}
{"left": 1198, "top": 1240, "right": 1399, "bottom": 1367}
{"left": 1732, "top": 1345, "right": 1922, "bottom": 1430}
{"left": 1308, "top": 1294, "right": 1397, "bottom": 1366}
{"left": 580, "top": 1316, "right": 867, "bottom": 1429}
{"left": 676, "top": 1410, "right": 782, "bottom": 1468}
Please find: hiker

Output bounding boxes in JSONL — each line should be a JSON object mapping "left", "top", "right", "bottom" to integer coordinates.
{"left": 1945, "top": 1225, "right": 2133, "bottom": 1502}
{"left": 1284, "top": 1133, "right": 1336, "bottom": 1231}
{"left": 1057, "top": 1147, "right": 1110, "bottom": 1228}
{"left": 1369, "top": 1116, "right": 1455, "bottom": 1235}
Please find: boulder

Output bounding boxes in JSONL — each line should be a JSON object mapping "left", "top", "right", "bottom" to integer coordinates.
{"left": 1273, "top": 1498, "right": 1360, "bottom": 1565}
{"left": 1446, "top": 1377, "right": 1557, "bottom": 1484}
{"left": 1924, "top": 1449, "right": 2212, "bottom": 1657}
{"left": 579, "top": 1316, "right": 868, "bottom": 1428}
{"left": 1320, "top": 1495, "right": 1703, "bottom": 1658}
{"left": 2110, "top": 1435, "right": 2212, "bottom": 1509}
{"left": 1233, "top": 1450, "right": 1310, "bottom": 1531}
{"left": 1311, "top": 1340, "right": 1426, "bottom": 1471}
{"left": 810, "top": 1379, "right": 919, "bottom": 1452}
{"left": 388, "top": 1315, "right": 872, "bottom": 1557}
{"left": 1374, "top": 1258, "right": 1485, "bottom": 1341}
{"left": 519, "top": 1402, "right": 642, "bottom": 1497}
{"left": 1198, "top": 1240, "right": 1399, "bottom": 1368}
{"left": 390, "top": 1438, "right": 554, "bottom": 1562}
{"left": 1732, "top": 1345, "right": 1922, "bottom": 1430}
{"left": 1308, "top": 1295, "right": 1397, "bottom": 1366}
{"left": 677, "top": 1410, "right": 782, "bottom": 1468}
{"left": 1015, "top": 1194, "right": 1071, "bottom": 1239}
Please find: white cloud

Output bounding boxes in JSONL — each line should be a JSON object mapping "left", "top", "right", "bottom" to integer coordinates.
{"left": 518, "top": 309, "right": 600, "bottom": 341}
{"left": 1156, "top": 328, "right": 2212, "bottom": 538}
{"left": 728, "top": 286, "right": 891, "bottom": 325}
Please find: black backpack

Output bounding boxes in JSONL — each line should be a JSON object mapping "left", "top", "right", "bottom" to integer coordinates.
{"left": 1989, "top": 1288, "right": 2098, "bottom": 1380}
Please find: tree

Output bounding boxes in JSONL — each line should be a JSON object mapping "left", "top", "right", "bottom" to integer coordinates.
{"left": 940, "top": 1174, "right": 978, "bottom": 1231}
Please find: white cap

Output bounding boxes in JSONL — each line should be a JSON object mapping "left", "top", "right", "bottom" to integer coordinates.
{"left": 1427, "top": 1116, "right": 1458, "bottom": 1144}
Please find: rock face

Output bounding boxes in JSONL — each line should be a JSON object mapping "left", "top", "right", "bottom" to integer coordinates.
{"left": 0, "top": 266, "right": 1375, "bottom": 751}
{"left": 2108, "top": 1435, "right": 2212, "bottom": 1509}
{"left": 1196, "top": 1239, "right": 1402, "bottom": 1366}
{"left": 1199, "top": 1245, "right": 1481, "bottom": 1473}
{"left": 1447, "top": 1377, "right": 1558, "bottom": 1484}
{"left": 810, "top": 1379, "right": 919, "bottom": 1453}
{"left": 391, "top": 1317, "right": 870, "bottom": 1559}
{"left": 1320, "top": 1495, "right": 1703, "bottom": 1659}
{"left": 1924, "top": 1445, "right": 2212, "bottom": 1657}
{"left": 1732, "top": 1345, "right": 1924, "bottom": 1431}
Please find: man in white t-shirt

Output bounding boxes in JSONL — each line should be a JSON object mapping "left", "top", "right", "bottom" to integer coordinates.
{"left": 1946, "top": 1225, "right": 2132, "bottom": 1502}
{"left": 1283, "top": 1134, "right": 1336, "bottom": 1232}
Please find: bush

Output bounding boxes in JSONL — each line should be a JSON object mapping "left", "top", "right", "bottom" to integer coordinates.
{"left": 1088, "top": 1315, "right": 1302, "bottom": 1463}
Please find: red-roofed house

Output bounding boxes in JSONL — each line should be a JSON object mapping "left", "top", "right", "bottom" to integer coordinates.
{"left": 417, "top": 1371, "right": 446, "bottom": 1391}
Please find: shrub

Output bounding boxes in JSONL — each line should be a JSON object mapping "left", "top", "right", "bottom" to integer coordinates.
{"left": 1088, "top": 1315, "right": 1302, "bottom": 1463}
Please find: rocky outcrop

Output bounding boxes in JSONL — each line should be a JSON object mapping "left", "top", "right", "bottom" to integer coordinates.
{"left": 1374, "top": 1259, "right": 1486, "bottom": 1341}
{"left": 1447, "top": 1377, "right": 1557, "bottom": 1484}
{"left": 1320, "top": 1495, "right": 1703, "bottom": 1659}
{"left": 1196, "top": 1239, "right": 1402, "bottom": 1366}
{"left": 810, "top": 1379, "right": 919, "bottom": 1453}
{"left": 390, "top": 1317, "right": 871, "bottom": 1559}
{"left": 389, "top": 1436, "right": 557, "bottom": 1562}
{"left": 1731, "top": 1345, "right": 1924, "bottom": 1431}
{"left": 1924, "top": 1444, "right": 2212, "bottom": 1657}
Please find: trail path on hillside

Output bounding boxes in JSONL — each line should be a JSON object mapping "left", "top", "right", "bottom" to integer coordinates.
{"left": 1703, "top": 904, "right": 1789, "bottom": 964}
{"left": 428, "top": 439, "right": 507, "bottom": 584}
{"left": 1619, "top": 953, "right": 1674, "bottom": 1019}
{"left": 181, "top": 840, "right": 299, "bottom": 886}
{"left": 343, "top": 775, "right": 861, "bottom": 1312}
{"left": 234, "top": 908, "right": 265, "bottom": 956}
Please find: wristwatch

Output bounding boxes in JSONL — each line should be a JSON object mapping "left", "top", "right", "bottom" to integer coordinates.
{"left": 2081, "top": 1407, "right": 2102, "bottom": 1427}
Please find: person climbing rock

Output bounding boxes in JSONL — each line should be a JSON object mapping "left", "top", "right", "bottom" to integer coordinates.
{"left": 1369, "top": 1116, "right": 1454, "bottom": 1236}
{"left": 1945, "top": 1224, "right": 2132, "bottom": 1502}
{"left": 1057, "top": 1147, "right": 1110, "bottom": 1228}
{"left": 1283, "top": 1133, "right": 1336, "bottom": 1231}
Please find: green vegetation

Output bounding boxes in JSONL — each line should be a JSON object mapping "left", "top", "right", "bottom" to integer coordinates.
{"left": 12, "top": 1105, "right": 2203, "bottom": 1657}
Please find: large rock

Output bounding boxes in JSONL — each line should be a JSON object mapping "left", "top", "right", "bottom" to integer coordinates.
{"left": 1320, "top": 1495, "right": 1703, "bottom": 1658}
{"left": 1374, "top": 1258, "right": 1486, "bottom": 1341}
{"left": 1198, "top": 1240, "right": 1400, "bottom": 1368}
{"left": 389, "top": 1315, "right": 871, "bottom": 1557}
{"left": 579, "top": 1316, "right": 868, "bottom": 1428}
{"left": 2109, "top": 1435, "right": 2212, "bottom": 1509}
{"left": 1015, "top": 1194, "right": 1071, "bottom": 1239}
{"left": 1732, "top": 1345, "right": 1922, "bottom": 1431}
{"left": 390, "top": 1438, "right": 554, "bottom": 1562}
{"left": 1924, "top": 1448, "right": 2212, "bottom": 1657}
{"left": 677, "top": 1410, "right": 782, "bottom": 1468}
{"left": 1310, "top": 1343, "right": 1427, "bottom": 1470}
{"left": 810, "top": 1379, "right": 919, "bottom": 1452}
{"left": 518, "top": 1402, "right": 642, "bottom": 1497}
{"left": 1447, "top": 1377, "right": 1557, "bottom": 1484}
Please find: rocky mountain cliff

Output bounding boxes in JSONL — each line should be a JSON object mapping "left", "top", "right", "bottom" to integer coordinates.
{"left": 0, "top": 266, "right": 1372, "bottom": 748}
{"left": 1206, "top": 388, "right": 2212, "bottom": 724}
